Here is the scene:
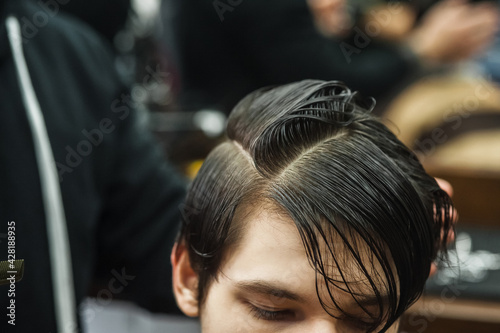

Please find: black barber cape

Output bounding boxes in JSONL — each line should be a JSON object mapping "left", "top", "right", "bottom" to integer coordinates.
{"left": 0, "top": 1, "right": 185, "bottom": 332}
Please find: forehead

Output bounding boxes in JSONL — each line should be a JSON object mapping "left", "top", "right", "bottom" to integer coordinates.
{"left": 220, "top": 204, "right": 390, "bottom": 306}
{"left": 224, "top": 205, "right": 311, "bottom": 281}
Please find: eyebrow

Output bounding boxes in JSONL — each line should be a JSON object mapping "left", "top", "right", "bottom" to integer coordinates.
{"left": 233, "top": 280, "right": 306, "bottom": 303}
{"left": 233, "top": 280, "right": 390, "bottom": 308}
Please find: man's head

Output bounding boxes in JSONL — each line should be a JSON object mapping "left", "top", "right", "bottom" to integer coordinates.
{"left": 172, "top": 80, "right": 454, "bottom": 332}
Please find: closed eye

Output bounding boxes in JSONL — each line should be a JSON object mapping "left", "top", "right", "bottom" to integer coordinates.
{"left": 341, "top": 315, "right": 379, "bottom": 332}
{"left": 247, "top": 303, "right": 294, "bottom": 321}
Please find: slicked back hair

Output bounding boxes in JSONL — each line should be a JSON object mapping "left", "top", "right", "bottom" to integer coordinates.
{"left": 178, "top": 80, "right": 454, "bottom": 332}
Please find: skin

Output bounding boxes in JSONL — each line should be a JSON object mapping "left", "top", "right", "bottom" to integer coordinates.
{"left": 307, "top": 0, "right": 499, "bottom": 63}
{"left": 307, "top": 0, "right": 354, "bottom": 37}
{"left": 408, "top": 0, "right": 499, "bottom": 63}
{"left": 172, "top": 205, "right": 400, "bottom": 332}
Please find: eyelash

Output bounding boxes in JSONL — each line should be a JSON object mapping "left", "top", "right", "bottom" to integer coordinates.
{"left": 247, "top": 304, "right": 293, "bottom": 321}
{"left": 341, "top": 316, "right": 377, "bottom": 331}
{"left": 247, "top": 304, "right": 376, "bottom": 330}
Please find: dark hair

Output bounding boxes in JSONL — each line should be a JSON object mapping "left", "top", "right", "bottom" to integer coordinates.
{"left": 177, "top": 80, "right": 454, "bottom": 332}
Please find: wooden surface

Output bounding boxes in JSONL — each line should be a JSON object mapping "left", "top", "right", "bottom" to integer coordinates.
{"left": 400, "top": 316, "right": 500, "bottom": 333}
{"left": 425, "top": 165, "right": 500, "bottom": 228}
{"left": 400, "top": 293, "right": 500, "bottom": 332}
{"left": 400, "top": 166, "right": 500, "bottom": 332}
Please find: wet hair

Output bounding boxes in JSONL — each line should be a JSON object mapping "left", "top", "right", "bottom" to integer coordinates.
{"left": 177, "top": 80, "right": 454, "bottom": 332}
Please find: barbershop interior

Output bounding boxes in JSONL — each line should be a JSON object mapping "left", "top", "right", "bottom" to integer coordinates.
{"left": 1, "top": 0, "right": 500, "bottom": 332}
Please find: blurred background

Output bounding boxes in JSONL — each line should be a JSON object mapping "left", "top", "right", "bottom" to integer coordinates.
{"left": 17, "top": 0, "right": 500, "bottom": 332}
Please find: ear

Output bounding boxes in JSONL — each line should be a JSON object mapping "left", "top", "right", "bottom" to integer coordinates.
{"left": 171, "top": 242, "right": 200, "bottom": 317}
